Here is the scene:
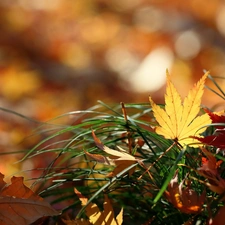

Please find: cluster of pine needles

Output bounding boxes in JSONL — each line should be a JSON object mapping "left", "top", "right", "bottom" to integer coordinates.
{"left": 10, "top": 72, "right": 225, "bottom": 224}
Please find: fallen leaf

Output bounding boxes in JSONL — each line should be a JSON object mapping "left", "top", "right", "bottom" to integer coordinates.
{"left": 85, "top": 150, "right": 112, "bottom": 165}
{"left": 164, "top": 171, "right": 205, "bottom": 214}
{"left": 192, "top": 110, "right": 225, "bottom": 149}
{"left": 198, "top": 148, "right": 222, "bottom": 176}
{"left": 204, "top": 109, "right": 225, "bottom": 129}
{"left": 197, "top": 148, "right": 225, "bottom": 194}
{"left": 193, "top": 130, "right": 225, "bottom": 149}
{"left": 205, "top": 175, "right": 225, "bottom": 194}
{"left": 74, "top": 188, "right": 123, "bottom": 225}
{"left": 86, "top": 131, "right": 142, "bottom": 177}
{"left": 149, "top": 71, "right": 211, "bottom": 147}
{"left": 0, "top": 173, "right": 59, "bottom": 225}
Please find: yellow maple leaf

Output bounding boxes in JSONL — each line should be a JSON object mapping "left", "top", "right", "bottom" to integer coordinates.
{"left": 149, "top": 71, "right": 211, "bottom": 147}
{"left": 74, "top": 188, "right": 123, "bottom": 225}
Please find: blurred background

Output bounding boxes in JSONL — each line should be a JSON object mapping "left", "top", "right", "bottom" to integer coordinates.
{"left": 0, "top": 0, "right": 225, "bottom": 181}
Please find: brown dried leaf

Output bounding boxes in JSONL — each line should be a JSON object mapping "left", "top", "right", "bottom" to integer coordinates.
{"left": 91, "top": 131, "right": 140, "bottom": 176}
{"left": 0, "top": 173, "right": 59, "bottom": 225}
{"left": 84, "top": 150, "right": 113, "bottom": 165}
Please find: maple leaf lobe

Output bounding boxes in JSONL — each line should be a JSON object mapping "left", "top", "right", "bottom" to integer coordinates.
{"left": 150, "top": 71, "right": 211, "bottom": 147}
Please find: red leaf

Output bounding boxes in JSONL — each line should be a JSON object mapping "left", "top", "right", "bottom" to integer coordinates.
{"left": 197, "top": 148, "right": 225, "bottom": 194}
{"left": 199, "top": 148, "right": 221, "bottom": 176}
{"left": 192, "top": 110, "right": 225, "bottom": 149}
{"left": 205, "top": 109, "right": 225, "bottom": 128}
{"left": 0, "top": 173, "right": 59, "bottom": 225}
{"left": 193, "top": 131, "right": 225, "bottom": 148}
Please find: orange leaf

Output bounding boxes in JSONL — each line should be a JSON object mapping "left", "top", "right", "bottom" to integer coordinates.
{"left": 198, "top": 148, "right": 220, "bottom": 177}
{"left": 0, "top": 173, "right": 59, "bottom": 225}
{"left": 164, "top": 172, "right": 205, "bottom": 214}
{"left": 149, "top": 71, "right": 211, "bottom": 147}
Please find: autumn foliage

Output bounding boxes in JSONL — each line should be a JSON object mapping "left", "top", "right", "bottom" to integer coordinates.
{"left": 0, "top": 173, "right": 58, "bottom": 225}
{"left": 2, "top": 1, "right": 225, "bottom": 224}
{"left": 3, "top": 71, "right": 225, "bottom": 225}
